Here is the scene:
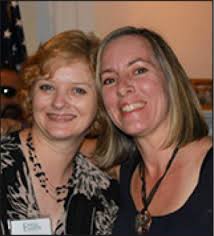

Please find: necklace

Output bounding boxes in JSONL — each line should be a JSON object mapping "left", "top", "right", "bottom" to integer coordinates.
{"left": 135, "top": 146, "right": 179, "bottom": 235}
{"left": 26, "top": 131, "right": 72, "bottom": 203}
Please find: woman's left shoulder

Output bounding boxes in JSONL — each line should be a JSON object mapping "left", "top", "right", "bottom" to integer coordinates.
{"left": 196, "top": 137, "right": 213, "bottom": 182}
{"left": 201, "top": 145, "right": 212, "bottom": 172}
{"left": 199, "top": 136, "right": 213, "bottom": 163}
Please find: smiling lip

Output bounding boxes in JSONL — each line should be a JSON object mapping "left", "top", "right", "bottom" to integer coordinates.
{"left": 121, "top": 102, "right": 146, "bottom": 113}
{"left": 47, "top": 113, "right": 76, "bottom": 121}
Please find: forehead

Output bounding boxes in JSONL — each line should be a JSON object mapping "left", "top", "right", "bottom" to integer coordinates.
{"left": 48, "top": 62, "right": 94, "bottom": 84}
{"left": 44, "top": 56, "right": 90, "bottom": 74}
{"left": 102, "top": 35, "right": 154, "bottom": 64}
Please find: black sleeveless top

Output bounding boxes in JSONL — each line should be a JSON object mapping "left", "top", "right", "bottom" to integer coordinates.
{"left": 112, "top": 147, "right": 213, "bottom": 236}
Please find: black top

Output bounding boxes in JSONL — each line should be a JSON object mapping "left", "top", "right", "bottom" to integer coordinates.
{"left": 112, "top": 147, "right": 213, "bottom": 236}
{"left": 1, "top": 131, "right": 119, "bottom": 235}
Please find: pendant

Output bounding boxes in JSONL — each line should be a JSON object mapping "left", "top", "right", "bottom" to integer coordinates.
{"left": 135, "top": 209, "right": 152, "bottom": 235}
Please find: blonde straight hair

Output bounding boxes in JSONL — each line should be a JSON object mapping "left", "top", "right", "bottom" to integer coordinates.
{"left": 95, "top": 26, "right": 208, "bottom": 170}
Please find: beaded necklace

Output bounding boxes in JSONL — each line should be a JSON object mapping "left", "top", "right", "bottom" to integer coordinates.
{"left": 26, "top": 131, "right": 72, "bottom": 203}
{"left": 135, "top": 146, "right": 179, "bottom": 235}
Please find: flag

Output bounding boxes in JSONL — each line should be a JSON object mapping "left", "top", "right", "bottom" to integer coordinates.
{"left": 0, "top": 0, "right": 27, "bottom": 71}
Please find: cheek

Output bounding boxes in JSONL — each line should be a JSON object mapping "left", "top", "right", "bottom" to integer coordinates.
{"left": 102, "top": 89, "right": 116, "bottom": 109}
{"left": 137, "top": 77, "right": 166, "bottom": 97}
{"left": 89, "top": 98, "right": 98, "bottom": 115}
{"left": 153, "top": 81, "right": 169, "bottom": 104}
{"left": 150, "top": 84, "right": 170, "bottom": 115}
{"left": 102, "top": 90, "right": 120, "bottom": 123}
{"left": 32, "top": 95, "right": 48, "bottom": 110}
{"left": 136, "top": 78, "right": 156, "bottom": 93}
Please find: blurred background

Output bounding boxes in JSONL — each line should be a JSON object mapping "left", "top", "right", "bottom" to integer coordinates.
{"left": 19, "top": 1, "right": 212, "bottom": 79}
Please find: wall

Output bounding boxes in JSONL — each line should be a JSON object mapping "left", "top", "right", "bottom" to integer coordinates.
{"left": 19, "top": 1, "right": 212, "bottom": 79}
{"left": 94, "top": 1, "right": 212, "bottom": 79}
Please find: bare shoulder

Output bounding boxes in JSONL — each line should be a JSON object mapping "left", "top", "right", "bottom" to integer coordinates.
{"left": 185, "top": 136, "right": 212, "bottom": 166}
{"left": 197, "top": 136, "right": 212, "bottom": 158}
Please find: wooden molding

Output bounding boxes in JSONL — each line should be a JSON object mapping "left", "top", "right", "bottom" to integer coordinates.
{"left": 190, "top": 78, "right": 213, "bottom": 111}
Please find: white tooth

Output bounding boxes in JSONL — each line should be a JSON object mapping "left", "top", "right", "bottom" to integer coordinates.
{"left": 122, "top": 103, "right": 145, "bottom": 112}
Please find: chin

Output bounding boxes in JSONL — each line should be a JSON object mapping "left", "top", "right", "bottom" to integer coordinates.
{"left": 47, "top": 130, "right": 73, "bottom": 140}
{"left": 122, "top": 126, "right": 146, "bottom": 137}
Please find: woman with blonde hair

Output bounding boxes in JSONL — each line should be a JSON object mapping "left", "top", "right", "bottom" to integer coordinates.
{"left": 95, "top": 26, "right": 212, "bottom": 236}
{"left": 1, "top": 30, "right": 119, "bottom": 235}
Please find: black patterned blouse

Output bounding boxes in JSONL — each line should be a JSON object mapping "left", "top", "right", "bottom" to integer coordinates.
{"left": 0, "top": 131, "right": 119, "bottom": 235}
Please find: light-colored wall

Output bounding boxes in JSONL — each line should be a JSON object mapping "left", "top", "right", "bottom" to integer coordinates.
{"left": 19, "top": 1, "right": 37, "bottom": 55}
{"left": 19, "top": 1, "right": 212, "bottom": 79}
{"left": 94, "top": 2, "right": 212, "bottom": 79}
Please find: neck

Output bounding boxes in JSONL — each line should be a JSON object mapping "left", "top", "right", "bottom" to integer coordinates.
{"left": 33, "top": 126, "right": 82, "bottom": 154}
{"left": 136, "top": 140, "right": 178, "bottom": 178}
{"left": 29, "top": 127, "right": 83, "bottom": 183}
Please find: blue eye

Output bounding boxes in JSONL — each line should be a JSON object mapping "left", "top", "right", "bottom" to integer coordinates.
{"left": 73, "top": 87, "right": 87, "bottom": 95}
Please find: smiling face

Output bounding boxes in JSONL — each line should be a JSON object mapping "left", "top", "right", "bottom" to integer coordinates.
{"left": 100, "top": 35, "right": 170, "bottom": 139}
{"left": 31, "top": 61, "right": 97, "bottom": 141}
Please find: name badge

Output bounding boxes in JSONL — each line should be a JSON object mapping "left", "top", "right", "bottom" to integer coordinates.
{"left": 9, "top": 218, "right": 52, "bottom": 235}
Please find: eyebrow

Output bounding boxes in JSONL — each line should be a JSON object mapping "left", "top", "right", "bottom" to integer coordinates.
{"left": 61, "top": 81, "right": 95, "bottom": 89}
{"left": 100, "top": 57, "right": 152, "bottom": 76}
{"left": 100, "top": 69, "right": 117, "bottom": 77}
{"left": 39, "top": 79, "right": 94, "bottom": 88}
{"left": 127, "top": 57, "right": 150, "bottom": 67}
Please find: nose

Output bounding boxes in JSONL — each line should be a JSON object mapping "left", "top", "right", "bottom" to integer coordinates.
{"left": 117, "top": 77, "right": 134, "bottom": 97}
{"left": 52, "top": 90, "right": 67, "bottom": 109}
